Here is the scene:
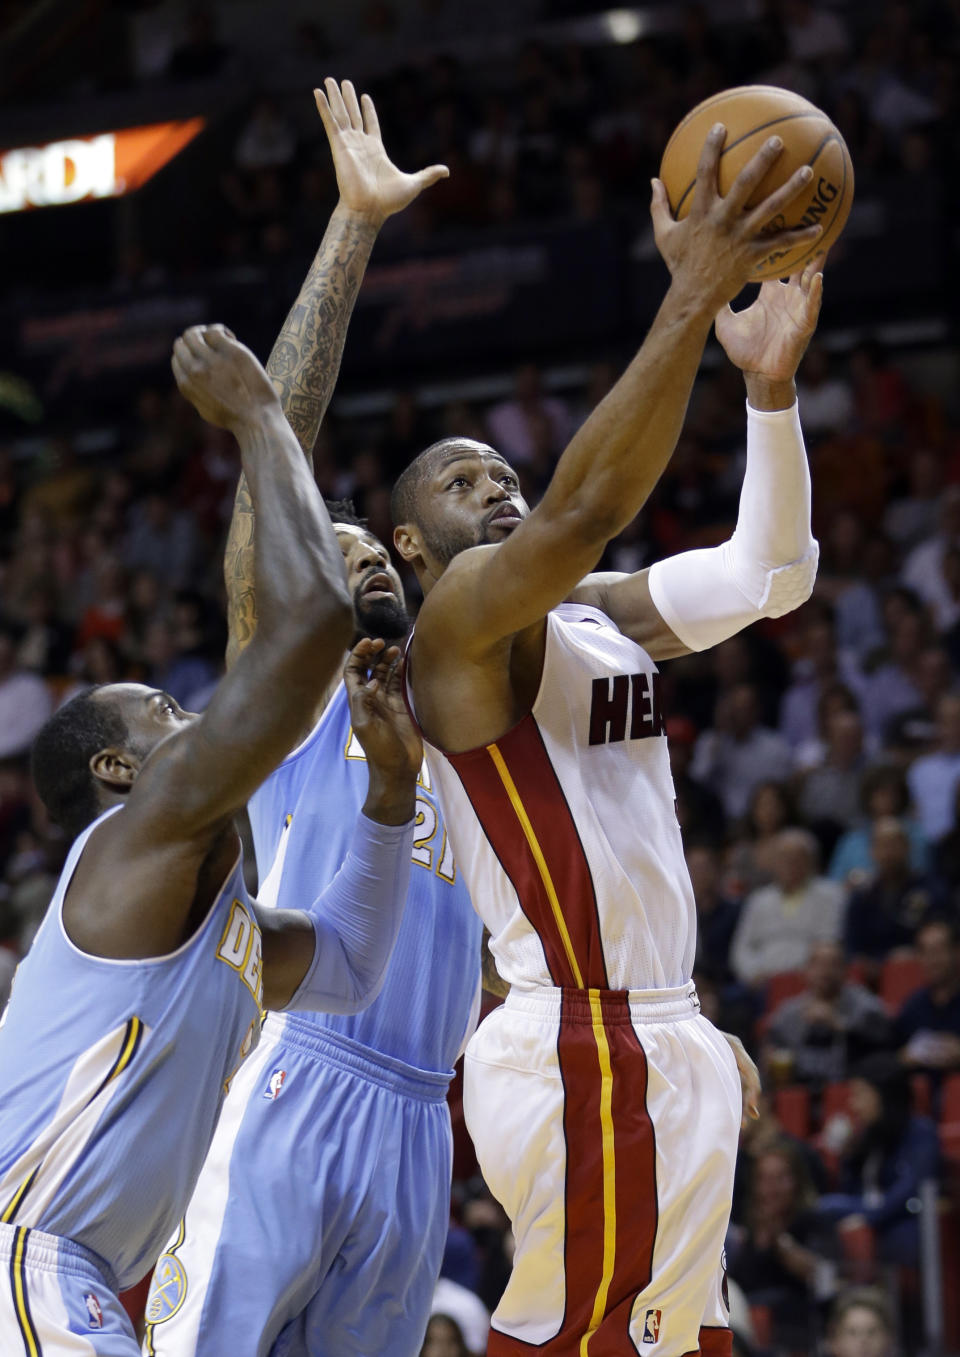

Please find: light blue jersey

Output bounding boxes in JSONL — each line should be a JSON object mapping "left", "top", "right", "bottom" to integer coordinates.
{"left": 249, "top": 683, "right": 481, "bottom": 1072}
{"left": 146, "top": 685, "right": 482, "bottom": 1357}
{"left": 0, "top": 806, "right": 262, "bottom": 1295}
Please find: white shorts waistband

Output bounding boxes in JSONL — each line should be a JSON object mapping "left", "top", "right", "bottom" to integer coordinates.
{"left": 504, "top": 981, "right": 701, "bottom": 1026}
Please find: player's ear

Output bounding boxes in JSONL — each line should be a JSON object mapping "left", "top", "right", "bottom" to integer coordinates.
{"left": 89, "top": 747, "right": 140, "bottom": 790}
{"left": 393, "top": 522, "right": 421, "bottom": 565}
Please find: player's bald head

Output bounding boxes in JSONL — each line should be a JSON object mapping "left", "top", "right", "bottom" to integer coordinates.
{"left": 390, "top": 438, "right": 491, "bottom": 529}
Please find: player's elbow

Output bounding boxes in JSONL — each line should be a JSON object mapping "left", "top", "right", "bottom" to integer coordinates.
{"left": 759, "top": 541, "right": 819, "bottom": 619}
{"left": 337, "top": 964, "right": 389, "bottom": 1015}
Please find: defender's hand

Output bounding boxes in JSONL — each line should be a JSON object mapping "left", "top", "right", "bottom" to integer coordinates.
{"left": 172, "top": 325, "right": 280, "bottom": 433}
{"left": 715, "top": 255, "right": 825, "bottom": 383}
{"left": 651, "top": 126, "right": 823, "bottom": 316}
{"left": 345, "top": 639, "right": 422, "bottom": 825}
{"left": 315, "top": 78, "right": 448, "bottom": 227}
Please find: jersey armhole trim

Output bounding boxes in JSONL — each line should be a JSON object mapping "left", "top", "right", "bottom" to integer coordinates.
{"left": 57, "top": 809, "right": 244, "bottom": 970}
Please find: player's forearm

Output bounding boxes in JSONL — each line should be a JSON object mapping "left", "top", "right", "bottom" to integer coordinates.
{"left": 224, "top": 207, "right": 378, "bottom": 668}
{"left": 539, "top": 284, "right": 715, "bottom": 542}
{"left": 224, "top": 473, "right": 256, "bottom": 669}
{"left": 284, "top": 812, "right": 414, "bottom": 1014}
{"left": 235, "top": 406, "right": 351, "bottom": 636}
{"left": 266, "top": 203, "right": 379, "bottom": 459}
{"left": 362, "top": 762, "right": 418, "bottom": 827}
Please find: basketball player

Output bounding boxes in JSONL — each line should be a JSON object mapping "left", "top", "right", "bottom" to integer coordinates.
{"left": 0, "top": 326, "right": 421, "bottom": 1354}
{"left": 144, "top": 82, "right": 484, "bottom": 1357}
{"left": 396, "top": 128, "right": 826, "bottom": 1357}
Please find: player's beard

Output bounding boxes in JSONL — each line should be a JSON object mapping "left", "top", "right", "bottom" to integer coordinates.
{"left": 354, "top": 589, "right": 410, "bottom": 642}
{"left": 428, "top": 515, "right": 518, "bottom": 567}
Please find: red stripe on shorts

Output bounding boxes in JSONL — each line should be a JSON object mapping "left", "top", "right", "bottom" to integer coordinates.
{"left": 487, "top": 991, "right": 658, "bottom": 1357}
{"left": 447, "top": 714, "right": 607, "bottom": 989}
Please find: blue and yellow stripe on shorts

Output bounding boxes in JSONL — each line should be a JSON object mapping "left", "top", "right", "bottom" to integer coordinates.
{"left": 9, "top": 1225, "right": 42, "bottom": 1356}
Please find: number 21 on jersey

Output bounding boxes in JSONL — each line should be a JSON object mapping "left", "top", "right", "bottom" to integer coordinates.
{"left": 345, "top": 730, "right": 456, "bottom": 883}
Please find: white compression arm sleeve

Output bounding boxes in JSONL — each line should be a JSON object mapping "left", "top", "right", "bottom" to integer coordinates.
{"left": 647, "top": 400, "right": 818, "bottom": 652}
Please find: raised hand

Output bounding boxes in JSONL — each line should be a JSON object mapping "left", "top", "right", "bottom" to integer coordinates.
{"left": 345, "top": 638, "right": 423, "bottom": 791}
{"left": 171, "top": 325, "right": 280, "bottom": 433}
{"left": 715, "top": 255, "right": 825, "bottom": 382}
{"left": 315, "top": 78, "right": 448, "bottom": 227}
{"left": 651, "top": 125, "right": 823, "bottom": 315}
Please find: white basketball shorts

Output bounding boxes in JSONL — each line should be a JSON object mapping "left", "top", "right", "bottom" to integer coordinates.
{"left": 463, "top": 982, "right": 741, "bottom": 1357}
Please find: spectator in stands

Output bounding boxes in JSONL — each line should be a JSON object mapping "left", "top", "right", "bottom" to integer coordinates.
{"left": 764, "top": 941, "right": 891, "bottom": 1088}
{"left": 861, "top": 609, "right": 931, "bottom": 743}
{"left": 883, "top": 449, "right": 942, "bottom": 553}
{"left": 726, "top": 1143, "right": 828, "bottom": 1351}
{"left": 730, "top": 829, "right": 846, "bottom": 990}
{"left": 485, "top": 363, "right": 573, "bottom": 469}
{"left": 895, "top": 917, "right": 960, "bottom": 1078}
{"left": 779, "top": 601, "right": 867, "bottom": 754}
{"left": 814, "top": 512, "right": 885, "bottom": 659}
{"left": 883, "top": 644, "right": 955, "bottom": 757}
{"left": 688, "top": 844, "right": 740, "bottom": 985}
{"left": 794, "top": 343, "right": 854, "bottom": 437}
{"left": 420, "top": 1313, "right": 471, "bottom": 1357}
{"left": 725, "top": 780, "right": 797, "bottom": 900}
{"left": 15, "top": 585, "right": 72, "bottom": 678}
{"left": 907, "top": 694, "right": 960, "bottom": 841}
{"left": 793, "top": 682, "right": 865, "bottom": 773}
{"left": 429, "top": 1279, "right": 490, "bottom": 1357}
{"left": 123, "top": 491, "right": 198, "bottom": 590}
{"left": 797, "top": 710, "right": 869, "bottom": 847}
{"left": 814, "top": 1054, "right": 939, "bottom": 1265}
{"left": 830, "top": 765, "right": 930, "bottom": 887}
{"left": 932, "top": 780, "right": 960, "bottom": 891}
{"left": 827, "top": 1287, "right": 899, "bottom": 1357}
{"left": 0, "top": 624, "right": 52, "bottom": 761}
{"left": 844, "top": 818, "right": 942, "bottom": 971}
{"left": 234, "top": 96, "right": 297, "bottom": 172}
{"left": 901, "top": 485, "right": 960, "bottom": 629}
{"left": 692, "top": 683, "right": 794, "bottom": 822}
{"left": 166, "top": 7, "right": 230, "bottom": 83}
{"left": 666, "top": 716, "right": 725, "bottom": 848}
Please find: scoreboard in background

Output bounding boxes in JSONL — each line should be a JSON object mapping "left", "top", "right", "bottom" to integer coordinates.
{"left": 0, "top": 118, "right": 204, "bottom": 213}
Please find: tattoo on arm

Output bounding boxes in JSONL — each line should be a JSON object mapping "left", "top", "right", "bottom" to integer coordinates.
{"left": 224, "top": 473, "right": 256, "bottom": 670}
{"left": 266, "top": 212, "right": 379, "bottom": 460}
{"left": 223, "top": 210, "right": 378, "bottom": 666}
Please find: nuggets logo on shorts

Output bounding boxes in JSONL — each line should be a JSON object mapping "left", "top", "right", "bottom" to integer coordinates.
{"left": 642, "top": 1309, "right": 662, "bottom": 1343}
{"left": 263, "top": 1068, "right": 287, "bottom": 1100}
{"left": 84, "top": 1292, "right": 103, "bottom": 1329}
{"left": 147, "top": 1252, "right": 188, "bottom": 1325}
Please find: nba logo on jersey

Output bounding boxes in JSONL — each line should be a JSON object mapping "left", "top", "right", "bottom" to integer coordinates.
{"left": 642, "top": 1309, "right": 662, "bottom": 1343}
{"left": 263, "top": 1068, "right": 286, "bottom": 1100}
{"left": 84, "top": 1293, "right": 103, "bottom": 1329}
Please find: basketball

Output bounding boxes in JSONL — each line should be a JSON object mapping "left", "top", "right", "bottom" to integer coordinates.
{"left": 659, "top": 85, "right": 854, "bottom": 281}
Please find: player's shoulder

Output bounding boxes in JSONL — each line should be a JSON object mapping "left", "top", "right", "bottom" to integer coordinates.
{"left": 414, "top": 545, "right": 506, "bottom": 651}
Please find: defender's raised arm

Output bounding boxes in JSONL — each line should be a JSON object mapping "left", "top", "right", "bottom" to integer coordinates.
{"left": 225, "top": 78, "right": 447, "bottom": 669}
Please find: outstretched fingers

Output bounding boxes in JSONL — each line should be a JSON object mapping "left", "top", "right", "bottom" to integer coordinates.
{"left": 360, "top": 91, "right": 381, "bottom": 140}
{"left": 689, "top": 123, "right": 727, "bottom": 218}
{"left": 743, "top": 163, "right": 813, "bottom": 235}
{"left": 341, "top": 79, "right": 364, "bottom": 131}
{"left": 323, "top": 76, "right": 351, "bottom": 131}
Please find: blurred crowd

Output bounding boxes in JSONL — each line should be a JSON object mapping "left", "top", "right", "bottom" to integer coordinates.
{"left": 2, "top": 328, "right": 960, "bottom": 1355}
{"left": 1, "top": 0, "right": 960, "bottom": 1354}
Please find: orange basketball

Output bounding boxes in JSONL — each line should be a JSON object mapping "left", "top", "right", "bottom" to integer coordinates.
{"left": 659, "top": 85, "right": 854, "bottom": 281}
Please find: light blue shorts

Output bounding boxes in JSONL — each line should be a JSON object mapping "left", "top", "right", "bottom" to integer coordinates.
{"left": 0, "top": 1220, "right": 139, "bottom": 1355}
{"left": 144, "top": 1015, "right": 454, "bottom": 1357}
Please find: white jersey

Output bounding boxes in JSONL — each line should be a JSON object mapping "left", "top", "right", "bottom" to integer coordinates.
{"left": 411, "top": 603, "right": 696, "bottom": 992}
